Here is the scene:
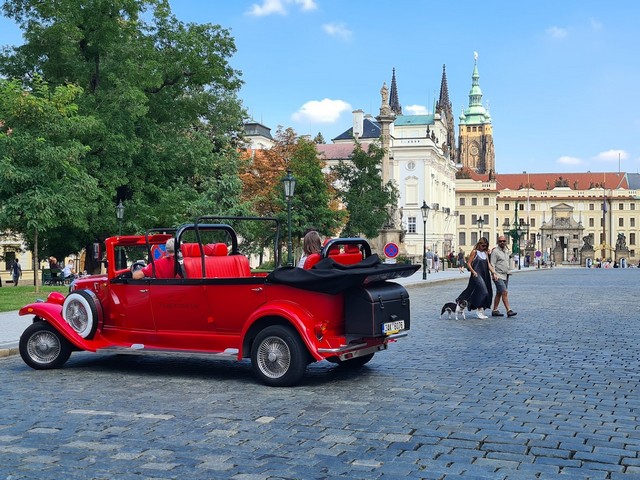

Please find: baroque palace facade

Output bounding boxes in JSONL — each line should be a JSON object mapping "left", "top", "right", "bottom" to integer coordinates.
{"left": 317, "top": 56, "right": 639, "bottom": 266}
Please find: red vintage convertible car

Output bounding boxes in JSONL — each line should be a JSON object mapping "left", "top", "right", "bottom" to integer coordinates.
{"left": 18, "top": 217, "right": 419, "bottom": 386}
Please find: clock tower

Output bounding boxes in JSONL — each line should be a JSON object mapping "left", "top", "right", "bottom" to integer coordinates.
{"left": 457, "top": 53, "right": 495, "bottom": 175}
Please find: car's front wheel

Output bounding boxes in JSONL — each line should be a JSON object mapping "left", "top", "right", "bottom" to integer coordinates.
{"left": 19, "top": 322, "right": 72, "bottom": 370}
{"left": 251, "top": 325, "right": 308, "bottom": 387}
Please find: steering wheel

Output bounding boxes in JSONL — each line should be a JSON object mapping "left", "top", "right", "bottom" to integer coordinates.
{"left": 130, "top": 260, "right": 146, "bottom": 273}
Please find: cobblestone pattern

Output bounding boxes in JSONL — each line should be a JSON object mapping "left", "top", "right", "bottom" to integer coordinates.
{"left": 0, "top": 268, "right": 639, "bottom": 479}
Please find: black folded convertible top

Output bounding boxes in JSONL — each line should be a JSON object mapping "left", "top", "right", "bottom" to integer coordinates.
{"left": 266, "top": 256, "right": 420, "bottom": 294}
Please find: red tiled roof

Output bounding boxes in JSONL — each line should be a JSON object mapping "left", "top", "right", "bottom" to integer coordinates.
{"left": 464, "top": 170, "right": 628, "bottom": 191}
{"left": 316, "top": 143, "right": 370, "bottom": 161}
{"left": 495, "top": 172, "right": 627, "bottom": 191}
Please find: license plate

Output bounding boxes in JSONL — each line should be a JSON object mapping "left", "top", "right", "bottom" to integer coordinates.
{"left": 382, "top": 320, "right": 405, "bottom": 335}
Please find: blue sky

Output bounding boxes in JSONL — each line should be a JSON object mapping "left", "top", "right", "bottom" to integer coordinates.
{"left": 1, "top": 1, "right": 639, "bottom": 174}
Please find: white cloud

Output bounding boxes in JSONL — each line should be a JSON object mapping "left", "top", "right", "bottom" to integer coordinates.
{"left": 593, "top": 149, "right": 627, "bottom": 161}
{"left": 546, "top": 26, "right": 568, "bottom": 39}
{"left": 405, "top": 104, "right": 429, "bottom": 115}
{"left": 322, "top": 22, "right": 352, "bottom": 40}
{"left": 292, "top": 99, "right": 352, "bottom": 124}
{"left": 557, "top": 156, "right": 583, "bottom": 165}
{"left": 295, "top": 0, "right": 318, "bottom": 11}
{"left": 247, "top": 0, "right": 317, "bottom": 16}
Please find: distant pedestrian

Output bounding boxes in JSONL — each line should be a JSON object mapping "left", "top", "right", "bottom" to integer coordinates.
{"left": 11, "top": 258, "right": 22, "bottom": 287}
{"left": 490, "top": 236, "right": 517, "bottom": 317}
{"left": 456, "top": 238, "right": 496, "bottom": 319}
{"left": 434, "top": 253, "right": 439, "bottom": 273}
{"left": 425, "top": 249, "right": 434, "bottom": 273}
{"left": 457, "top": 248, "right": 466, "bottom": 273}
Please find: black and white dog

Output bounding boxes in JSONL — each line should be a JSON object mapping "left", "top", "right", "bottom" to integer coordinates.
{"left": 440, "top": 299, "right": 468, "bottom": 320}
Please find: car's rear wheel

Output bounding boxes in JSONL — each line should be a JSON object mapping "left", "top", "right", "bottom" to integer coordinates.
{"left": 251, "top": 325, "right": 308, "bottom": 387}
{"left": 62, "top": 290, "right": 101, "bottom": 339}
{"left": 19, "top": 322, "right": 72, "bottom": 370}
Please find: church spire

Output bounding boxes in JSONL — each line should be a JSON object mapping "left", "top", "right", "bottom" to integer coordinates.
{"left": 436, "top": 64, "right": 451, "bottom": 114}
{"left": 437, "top": 64, "right": 455, "bottom": 160}
{"left": 389, "top": 68, "right": 402, "bottom": 115}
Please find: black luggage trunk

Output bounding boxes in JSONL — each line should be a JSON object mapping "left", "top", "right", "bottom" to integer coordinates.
{"left": 344, "top": 282, "right": 410, "bottom": 336}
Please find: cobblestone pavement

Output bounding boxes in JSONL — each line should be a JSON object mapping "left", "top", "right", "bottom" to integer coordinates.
{"left": 1, "top": 268, "right": 639, "bottom": 479}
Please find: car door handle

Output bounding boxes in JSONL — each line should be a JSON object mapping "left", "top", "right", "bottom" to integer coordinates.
{"left": 139, "top": 289, "right": 149, "bottom": 293}
{"left": 251, "top": 287, "right": 263, "bottom": 292}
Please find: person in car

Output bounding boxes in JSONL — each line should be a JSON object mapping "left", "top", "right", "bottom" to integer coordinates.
{"left": 133, "top": 238, "right": 177, "bottom": 279}
{"left": 297, "top": 230, "right": 322, "bottom": 268}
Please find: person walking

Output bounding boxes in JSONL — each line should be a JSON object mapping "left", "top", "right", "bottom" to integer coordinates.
{"left": 490, "top": 236, "right": 517, "bottom": 317}
{"left": 456, "top": 238, "right": 497, "bottom": 319}
{"left": 425, "top": 249, "right": 434, "bottom": 274}
{"left": 11, "top": 258, "right": 22, "bottom": 287}
{"left": 457, "top": 248, "right": 466, "bottom": 273}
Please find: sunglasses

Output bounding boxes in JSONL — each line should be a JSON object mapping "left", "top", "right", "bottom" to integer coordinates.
{"left": 498, "top": 240, "right": 507, "bottom": 243}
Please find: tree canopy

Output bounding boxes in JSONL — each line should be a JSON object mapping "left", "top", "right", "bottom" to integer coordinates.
{"left": 0, "top": 0, "right": 247, "bottom": 265}
{"left": 331, "top": 142, "right": 398, "bottom": 238}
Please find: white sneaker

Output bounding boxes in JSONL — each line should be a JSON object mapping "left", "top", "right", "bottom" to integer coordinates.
{"left": 477, "top": 310, "right": 488, "bottom": 319}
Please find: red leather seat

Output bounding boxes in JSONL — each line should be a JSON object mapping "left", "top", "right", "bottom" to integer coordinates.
{"left": 302, "top": 253, "right": 321, "bottom": 269}
{"left": 333, "top": 244, "right": 363, "bottom": 265}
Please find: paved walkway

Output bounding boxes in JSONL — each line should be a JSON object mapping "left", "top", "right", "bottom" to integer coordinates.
{"left": 0, "top": 265, "right": 539, "bottom": 355}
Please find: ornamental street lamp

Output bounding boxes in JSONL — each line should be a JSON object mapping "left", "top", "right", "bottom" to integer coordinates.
{"left": 476, "top": 217, "right": 485, "bottom": 242}
{"left": 536, "top": 232, "right": 541, "bottom": 268}
{"left": 282, "top": 170, "right": 296, "bottom": 266}
{"left": 421, "top": 201, "right": 430, "bottom": 280}
{"left": 116, "top": 200, "right": 125, "bottom": 235}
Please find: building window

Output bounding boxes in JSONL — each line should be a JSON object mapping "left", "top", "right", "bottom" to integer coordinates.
{"left": 471, "top": 232, "right": 479, "bottom": 244}
{"left": 632, "top": 204, "right": 636, "bottom": 210}
{"left": 589, "top": 218, "right": 594, "bottom": 227}
{"left": 619, "top": 203, "right": 624, "bottom": 210}
{"left": 471, "top": 214, "right": 477, "bottom": 224}
{"left": 530, "top": 204, "right": 536, "bottom": 211}
{"left": 619, "top": 218, "right": 624, "bottom": 227}
{"left": 519, "top": 203, "right": 525, "bottom": 211}
{"left": 530, "top": 218, "right": 535, "bottom": 227}
{"left": 471, "top": 197, "right": 477, "bottom": 206}
{"left": 600, "top": 218, "right": 604, "bottom": 227}
{"left": 459, "top": 232, "right": 466, "bottom": 246}
{"left": 405, "top": 178, "right": 418, "bottom": 205}
{"left": 503, "top": 218, "right": 510, "bottom": 227}
{"left": 630, "top": 233, "right": 636, "bottom": 245}
{"left": 589, "top": 203, "right": 594, "bottom": 210}
{"left": 459, "top": 198, "right": 466, "bottom": 206}
{"left": 407, "top": 216, "right": 417, "bottom": 233}
{"left": 459, "top": 214, "right": 465, "bottom": 225}
{"left": 505, "top": 204, "right": 509, "bottom": 211}
{"left": 631, "top": 218, "right": 636, "bottom": 228}
{"left": 483, "top": 197, "right": 489, "bottom": 206}
{"left": 407, "top": 161, "right": 415, "bottom": 171}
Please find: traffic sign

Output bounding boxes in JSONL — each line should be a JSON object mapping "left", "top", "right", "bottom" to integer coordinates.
{"left": 383, "top": 242, "right": 399, "bottom": 259}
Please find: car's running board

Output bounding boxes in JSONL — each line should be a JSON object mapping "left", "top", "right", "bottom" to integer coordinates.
{"left": 95, "top": 345, "right": 240, "bottom": 360}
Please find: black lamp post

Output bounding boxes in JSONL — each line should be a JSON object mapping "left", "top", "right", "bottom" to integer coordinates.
{"left": 282, "top": 170, "right": 296, "bottom": 266}
{"left": 476, "top": 217, "right": 485, "bottom": 242}
{"left": 421, "top": 201, "right": 430, "bottom": 280}
{"left": 116, "top": 200, "right": 125, "bottom": 235}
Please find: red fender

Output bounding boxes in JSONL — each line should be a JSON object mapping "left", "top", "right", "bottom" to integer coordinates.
{"left": 19, "top": 302, "right": 112, "bottom": 352}
{"left": 242, "top": 300, "right": 324, "bottom": 361}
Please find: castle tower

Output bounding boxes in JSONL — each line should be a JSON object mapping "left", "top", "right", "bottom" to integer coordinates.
{"left": 457, "top": 52, "right": 495, "bottom": 174}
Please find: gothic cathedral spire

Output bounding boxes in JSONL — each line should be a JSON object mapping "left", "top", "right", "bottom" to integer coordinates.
{"left": 389, "top": 68, "right": 402, "bottom": 115}
{"left": 436, "top": 64, "right": 455, "bottom": 161}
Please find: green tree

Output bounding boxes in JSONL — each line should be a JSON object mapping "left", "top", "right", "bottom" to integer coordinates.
{"left": 0, "top": 77, "right": 99, "bottom": 289}
{"left": 331, "top": 142, "right": 398, "bottom": 238}
{"left": 0, "top": 0, "right": 247, "bottom": 263}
